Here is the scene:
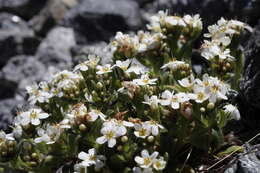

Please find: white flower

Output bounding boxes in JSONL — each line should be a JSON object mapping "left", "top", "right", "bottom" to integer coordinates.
{"left": 183, "top": 14, "right": 202, "bottom": 30}
{"left": 0, "top": 131, "right": 14, "bottom": 145}
{"left": 218, "top": 48, "right": 234, "bottom": 60}
{"left": 144, "top": 120, "right": 164, "bottom": 136}
{"left": 88, "top": 109, "right": 107, "bottom": 121}
{"left": 87, "top": 54, "right": 100, "bottom": 68}
{"left": 112, "top": 59, "right": 131, "bottom": 71}
{"left": 134, "top": 150, "right": 158, "bottom": 169}
{"left": 67, "top": 103, "right": 88, "bottom": 120}
{"left": 133, "top": 167, "right": 153, "bottom": 173}
{"left": 178, "top": 75, "right": 195, "bottom": 88}
{"left": 26, "top": 83, "right": 52, "bottom": 104}
{"left": 12, "top": 125, "right": 23, "bottom": 139}
{"left": 137, "top": 31, "right": 164, "bottom": 52}
{"left": 147, "top": 10, "right": 168, "bottom": 32}
{"left": 103, "top": 119, "right": 134, "bottom": 136}
{"left": 161, "top": 60, "right": 186, "bottom": 70}
{"left": 142, "top": 95, "right": 159, "bottom": 109}
{"left": 74, "top": 61, "right": 89, "bottom": 72}
{"left": 165, "top": 16, "right": 186, "bottom": 28}
{"left": 96, "top": 64, "right": 112, "bottom": 75}
{"left": 96, "top": 123, "right": 123, "bottom": 148}
{"left": 223, "top": 104, "right": 240, "bottom": 120}
{"left": 205, "top": 78, "right": 228, "bottom": 103}
{"left": 133, "top": 74, "right": 157, "bottom": 86}
{"left": 19, "top": 108, "right": 49, "bottom": 126}
{"left": 78, "top": 148, "right": 106, "bottom": 169}
{"left": 188, "top": 84, "right": 210, "bottom": 103}
{"left": 160, "top": 90, "right": 189, "bottom": 109}
{"left": 126, "top": 63, "right": 147, "bottom": 75}
{"left": 84, "top": 93, "right": 93, "bottom": 103}
{"left": 134, "top": 123, "right": 151, "bottom": 138}
{"left": 153, "top": 157, "right": 166, "bottom": 171}
{"left": 34, "top": 124, "right": 62, "bottom": 144}
{"left": 111, "top": 32, "right": 139, "bottom": 56}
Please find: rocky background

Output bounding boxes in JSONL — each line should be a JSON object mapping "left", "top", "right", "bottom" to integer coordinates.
{"left": 0, "top": 0, "right": 260, "bottom": 172}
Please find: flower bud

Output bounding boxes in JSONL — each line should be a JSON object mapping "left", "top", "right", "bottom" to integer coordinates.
{"left": 96, "top": 82, "right": 103, "bottom": 89}
{"left": 29, "top": 161, "right": 37, "bottom": 167}
{"left": 31, "top": 153, "right": 38, "bottom": 160}
{"left": 200, "top": 107, "right": 206, "bottom": 112}
{"left": 226, "top": 62, "right": 231, "bottom": 69}
{"left": 117, "top": 145, "right": 123, "bottom": 151}
{"left": 121, "top": 136, "right": 128, "bottom": 143}
{"left": 44, "top": 155, "right": 53, "bottom": 163}
{"left": 79, "top": 124, "right": 87, "bottom": 132}
{"left": 147, "top": 136, "right": 155, "bottom": 143}
{"left": 23, "top": 155, "right": 31, "bottom": 161}
{"left": 207, "top": 103, "right": 215, "bottom": 110}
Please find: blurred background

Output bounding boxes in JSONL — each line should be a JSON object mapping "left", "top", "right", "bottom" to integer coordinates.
{"left": 0, "top": 0, "right": 260, "bottom": 133}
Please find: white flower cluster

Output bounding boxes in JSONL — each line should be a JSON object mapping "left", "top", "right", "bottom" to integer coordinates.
{"left": 144, "top": 74, "right": 230, "bottom": 111}
{"left": 111, "top": 31, "right": 165, "bottom": 57}
{"left": 134, "top": 149, "right": 166, "bottom": 172}
{"left": 147, "top": 10, "right": 202, "bottom": 32}
{"left": 95, "top": 118, "right": 164, "bottom": 148}
{"left": 76, "top": 148, "right": 106, "bottom": 170}
{"left": 2, "top": 10, "right": 247, "bottom": 173}
{"left": 201, "top": 18, "right": 252, "bottom": 61}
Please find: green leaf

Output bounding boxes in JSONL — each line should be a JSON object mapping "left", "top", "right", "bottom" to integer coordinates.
{"left": 216, "top": 145, "right": 244, "bottom": 158}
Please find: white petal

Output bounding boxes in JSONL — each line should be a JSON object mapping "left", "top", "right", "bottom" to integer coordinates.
{"left": 31, "top": 118, "right": 40, "bottom": 126}
{"left": 141, "top": 150, "right": 149, "bottom": 157}
{"left": 96, "top": 136, "right": 107, "bottom": 144}
{"left": 171, "top": 102, "right": 180, "bottom": 109}
{"left": 108, "top": 138, "right": 116, "bottom": 148}
{"left": 78, "top": 152, "right": 89, "bottom": 160}
{"left": 135, "top": 156, "right": 144, "bottom": 164}
{"left": 39, "top": 113, "right": 49, "bottom": 119}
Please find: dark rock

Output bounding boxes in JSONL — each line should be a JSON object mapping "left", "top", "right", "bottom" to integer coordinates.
{"left": 36, "top": 26, "right": 76, "bottom": 69}
{"left": 239, "top": 21, "right": 260, "bottom": 128}
{"left": 0, "top": 13, "right": 39, "bottom": 69}
{"left": 28, "top": 0, "right": 78, "bottom": 36}
{"left": 61, "top": 0, "right": 141, "bottom": 43}
{"left": 1, "top": 55, "right": 46, "bottom": 91}
{"left": 0, "top": 0, "right": 46, "bottom": 20}
{"left": 0, "top": 74, "right": 17, "bottom": 99}
{"left": 224, "top": 144, "right": 260, "bottom": 173}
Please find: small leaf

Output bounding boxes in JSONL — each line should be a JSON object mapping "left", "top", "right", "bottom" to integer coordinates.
{"left": 217, "top": 145, "right": 244, "bottom": 158}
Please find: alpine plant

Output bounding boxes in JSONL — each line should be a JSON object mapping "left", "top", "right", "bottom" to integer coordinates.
{"left": 0, "top": 10, "right": 250, "bottom": 173}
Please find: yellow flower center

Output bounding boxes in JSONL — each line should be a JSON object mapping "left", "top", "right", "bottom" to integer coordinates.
{"left": 144, "top": 157, "right": 152, "bottom": 166}
{"left": 105, "top": 131, "right": 115, "bottom": 139}
{"left": 139, "top": 128, "right": 147, "bottom": 136}
{"left": 30, "top": 111, "right": 37, "bottom": 119}
{"left": 197, "top": 92, "right": 205, "bottom": 100}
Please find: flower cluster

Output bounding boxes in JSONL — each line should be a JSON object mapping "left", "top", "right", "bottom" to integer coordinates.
{"left": 201, "top": 18, "right": 252, "bottom": 85}
{"left": 0, "top": 10, "right": 248, "bottom": 173}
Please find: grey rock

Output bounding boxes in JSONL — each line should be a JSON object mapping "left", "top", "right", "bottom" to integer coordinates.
{"left": 0, "top": 13, "right": 39, "bottom": 69}
{"left": 224, "top": 144, "right": 260, "bottom": 173}
{"left": 29, "top": 0, "right": 78, "bottom": 36}
{"left": 1, "top": 55, "right": 46, "bottom": 91}
{"left": 61, "top": 0, "right": 141, "bottom": 43}
{"left": 36, "top": 26, "right": 76, "bottom": 69}
{"left": 0, "top": 0, "right": 46, "bottom": 20}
